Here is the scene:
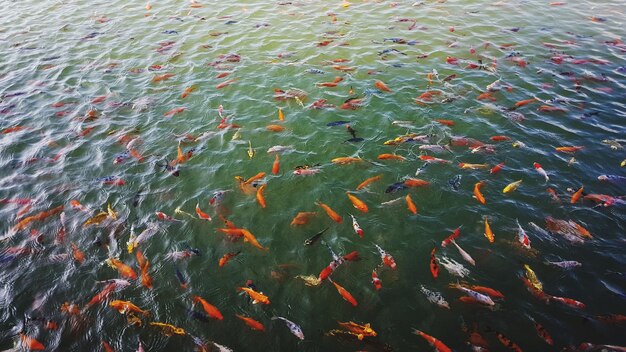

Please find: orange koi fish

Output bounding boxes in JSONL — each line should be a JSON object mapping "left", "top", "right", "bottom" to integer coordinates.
{"left": 192, "top": 295, "right": 223, "bottom": 320}
{"left": 164, "top": 107, "right": 185, "bottom": 117}
{"left": 473, "top": 181, "right": 486, "bottom": 205}
{"left": 20, "top": 334, "right": 45, "bottom": 351}
{"left": 356, "top": 175, "right": 382, "bottom": 190}
{"left": 13, "top": 205, "right": 64, "bottom": 231}
{"left": 290, "top": 212, "right": 317, "bottom": 226}
{"left": 404, "top": 178, "right": 430, "bottom": 187}
{"left": 242, "top": 172, "right": 266, "bottom": 186}
{"left": 316, "top": 201, "right": 343, "bottom": 223}
{"left": 152, "top": 73, "right": 175, "bottom": 83}
{"left": 514, "top": 98, "right": 537, "bottom": 107}
{"left": 490, "top": 135, "right": 511, "bottom": 142}
{"left": 406, "top": 194, "right": 418, "bottom": 214}
{"left": 435, "top": 119, "right": 455, "bottom": 126}
{"left": 71, "top": 242, "right": 85, "bottom": 264}
{"left": 101, "top": 341, "right": 114, "bottom": 352}
{"left": 180, "top": 85, "right": 197, "bottom": 99}
{"left": 278, "top": 108, "right": 284, "bottom": 121}
{"left": 346, "top": 193, "right": 368, "bottom": 213}
{"left": 377, "top": 153, "right": 406, "bottom": 161}
{"left": 266, "top": 124, "right": 285, "bottom": 132}
{"left": 571, "top": 186, "right": 584, "bottom": 204}
{"left": 237, "top": 287, "right": 270, "bottom": 305}
{"left": 106, "top": 258, "right": 137, "bottom": 280}
{"left": 218, "top": 251, "right": 241, "bottom": 267}
{"left": 331, "top": 156, "right": 363, "bottom": 164}
{"left": 477, "top": 92, "right": 497, "bottom": 101}
{"left": 216, "top": 78, "right": 237, "bottom": 89}
{"left": 3, "top": 125, "right": 28, "bottom": 134}
{"left": 412, "top": 329, "right": 452, "bottom": 352}
{"left": 235, "top": 314, "right": 265, "bottom": 331}
{"left": 538, "top": 105, "right": 567, "bottom": 112}
{"left": 330, "top": 279, "right": 358, "bottom": 306}
{"left": 110, "top": 300, "right": 149, "bottom": 316}
{"left": 136, "top": 250, "right": 153, "bottom": 289}
{"left": 85, "top": 282, "right": 117, "bottom": 309}
{"left": 241, "top": 228, "right": 268, "bottom": 251}
{"left": 195, "top": 203, "right": 212, "bottom": 221}
{"left": 484, "top": 217, "right": 495, "bottom": 243}
{"left": 419, "top": 155, "right": 451, "bottom": 164}
{"left": 272, "top": 155, "right": 280, "bottom": 175}
{"left": 374, "top": 80, "right": 391, "bottom": 92}
{"left": 256, "top": 184, "right": 267, "bottom": 208}
{"left": 555, "top": 146, "right": 584, "bottom": 153}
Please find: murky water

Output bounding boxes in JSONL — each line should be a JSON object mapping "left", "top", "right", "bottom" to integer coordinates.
{"left": 1, "top": 0, "right": 626, "bottom": 351}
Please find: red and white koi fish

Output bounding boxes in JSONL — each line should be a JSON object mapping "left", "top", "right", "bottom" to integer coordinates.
{"left": 375, "top": 244, "right": 396, "bottom": 269}
{"left": 533, "top": 162, "right": 549, "bottom": 183}
{"left": 349, "top": 214, "right": 364, "bottom": 238}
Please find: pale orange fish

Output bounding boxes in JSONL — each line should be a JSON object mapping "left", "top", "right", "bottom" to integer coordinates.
{"left": 346, "top": 193, "right": 368, "bottom": 213}
{"left": 241, "top": 228, "right": 268, "bottom": 251}
{"left": 316, "top": 201, "right": 343, "bottom": 223}
{"left": 356, "top": 175, "right": 382, "bottom": 190}
{"left": 266, "top": 124, "right": 285, "bottom": 132}
{"left": 152, "top": 73, "right": 175, "bottom": 83}
{"left": 180, "top": 85, "right": 197, "bottom": 99}
{"left": 377, "top": 153, "right": 406, "bottom": 161}
{"left": 272, "top": 154, "right": 280, "bottom": 175}
{"left": 216, "top": 78, "right": 237, "bottom": 89}
{"left": 290, "top": 212, "right": 317, "bottom": 226}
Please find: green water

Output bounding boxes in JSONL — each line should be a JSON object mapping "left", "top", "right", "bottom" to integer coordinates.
{"left": 1, "top": 0, "right": 626, "bottom": 351}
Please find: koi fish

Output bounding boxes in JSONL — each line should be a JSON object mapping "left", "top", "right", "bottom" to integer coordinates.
{"left": 371, "top": 269, "right": 382, "bottom": 290}
{"left": 441, "top": 227, "right": 461, "bottom": 247}
{"left": 459, "top": 163, "right": 489, "bottom": 170}
{"left": 240, "top": 228, "right": 268, "bottom": 251}
{"left": 516, "top": 219, "right": 531, "bottom": 249}
{"left": 533, "top": 162, "right": 549, "bottom": 182}
{"left": 463, "top": 284, "right": 505, "bottom": 299}
{"left": 192, "top": 295, "right": 223, "bottom": 320}
{"left": 450, "top": 284, "right": 495, "bottom": 306}
{"left": 13, "top": 205, "right": 64, "bottom": 231}
{"left": 218, "top": 251, "right": 240, "bottom": 267}
{"left": 272, "top": 316, "right": 305, "bottom": 340}
{"left": 256, "top": 184, "right": 267, "bottom": 208}
{"left": 486, "top": 328, "right": 523, "bottom": 352}
{"left": 304, "top": 227, "right": 329, "bottom": 246}
{"left": 420, "top": 285, "right": 450, "bottom": 309}
{"left": 110, "top": 300, "right": 149, "bottom": 316}
{"left": 349, "top": 214, "right": 364, "bottom": 238}
{"left": 329, "top": 279, "right": 358, "bottom": 306}
{"left": 473, "top": 181, "right": 486, "bottom": 205}
{"left": 155, "top": 211, "right": 181, "bottom": 222}
{"left": 316, "top": 201, "right": 343, "bottom": 223}
{"left": 164, "top": 107, "right": 186, "bottom": 117}
{"left": 503, "top": 179, "right": 523, "bottom": 194}
{"left": 406, "top": 194, "right": 418, "bottom": 214}
{"left": 290, "top": 212, "right": 317, "bottom": 226}
{"left": 331, "top": 156, "right": 363, "bottom": 164}
{"left": 548, "top": 294, "right": 585, "bottom": 308}
{"left": 450, "top": 240, "right": 475, "bottom": 266}
{"left": 523, "top": 264, "right": 543, "bottom": 291}
{"left": 412, "top": 329, "right": 452, "bottom": 352}
{"left": 235, "top": 314, "right": 265, "bottom": 331}
{"left": 356, "top": 175, "right": 382, "bottom": 190}
{"left": 430, "top": 247, "right": 439, "bottom": 279}
{"left": 19, "top": 334, "right": 45, "bottom": 351}
{"left": 135, "top": 250, "right": 153, "bottom": 289}
{"left": 181, "top": 85, "right": 197, "bottom": 99}
{"left": 272, "top": 155, "right": 280, "bottom": 175}
{"left": 484, "top": 217, "right": 495, "bottom": 243}
{"left": 152, "top": 73, "right": 175, "bottom": 83}
{"left": 238, "top": 287, "right": 270, "bottom": 304}
{"left": 216, "top": 78, "right": 237, "bottom": 89}
{"left": 295, "top": 275, "right": 322, "bottom": 287}
{"left": 70, "top": 242, "right": 85, "bottom": 264}
{"left": 439, "top": 257, "right": 470, "bottom": 278}
{"left": 175, "top": 268, "right": 188, "bottom": 289}
{"left": 149, "top": 322, "right": 186, "bottom": 336}
{"left": 375, "top": 244, "right": 396, "bottom": 269}
{"left": 571, "top": 186, "right": 584, "bottom": 204}
{"left": 374, "top": 80, "right": 391, "bottom": 92}
{"left": 545, "top": 260, "right": 581, "bottom": 269}
{"left": 195, "top": 203, "right": 212, "bottom": 221}
{"left": 106, "top": 258, "right": 137, "bottom": 279}
{"left": 346, "top": 192, "right": 368, "bottom": 213}
{"left": 555, "top": 146, "right": 584, "bottom": 153}
{"left": 336, "top": 322, "right": 377, "bottom": 340}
